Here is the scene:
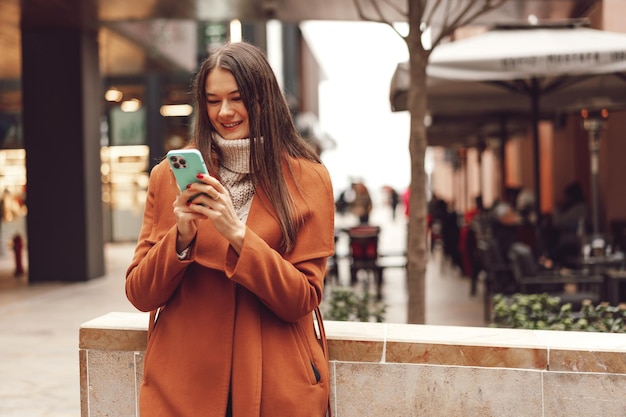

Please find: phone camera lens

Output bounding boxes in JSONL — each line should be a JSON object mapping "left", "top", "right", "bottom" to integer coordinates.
{"left": 169, "top": 154, "right": 188, "bottom": 169}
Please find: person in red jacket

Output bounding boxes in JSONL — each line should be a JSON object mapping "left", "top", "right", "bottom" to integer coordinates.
{"left": 126, "top": 42, "right": 334, "bottom": 417}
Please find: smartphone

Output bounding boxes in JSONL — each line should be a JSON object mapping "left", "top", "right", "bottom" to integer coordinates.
{"left": 166, "top": 149, "right": 209, "bottom": 192}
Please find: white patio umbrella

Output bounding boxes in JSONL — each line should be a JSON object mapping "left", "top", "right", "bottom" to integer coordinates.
{"left": 390, "top": 20, "right": 626, "bottom": 215}
{"left": 428, "top": 24, "right": 626, "bottom": 81}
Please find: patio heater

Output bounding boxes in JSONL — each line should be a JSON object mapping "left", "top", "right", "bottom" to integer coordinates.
{"left": 580, "top": 107, "right": 609, "bottom": 237}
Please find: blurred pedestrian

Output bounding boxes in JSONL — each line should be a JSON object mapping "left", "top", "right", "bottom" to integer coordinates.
{"left": 335, "top": 182, "right": 354, "bottom": 215}
{"left": 427, "top": 194, "right": 447, "bottom": 253}
{"left": 492, "top": 186, "right": 522, "bottom": 259}
{"left": 551, "top": 181, "right": 589, "bottom": 263}
{"left": 441, "top": 201, "right": 462, "bottom": 271}
{"left": 402, "top": 186, "right": 410, "bottom": 218}
{"left": 12, "top": 233, "right": 24, "bottom": 277}
{"left": 350, "top": 181, "right": 372, "bottom": 224}
{"left": 383, "top": 185, "right": 399, "bottom": 220}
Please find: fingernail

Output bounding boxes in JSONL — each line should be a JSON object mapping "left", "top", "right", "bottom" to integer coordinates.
{"left": 186, "top": 184, "right": 191, "bottom": 189}
{"left": 186, "top": 202, "right": 191, "bottom": 206}
{"left": 196, "top": 174, "right": 204, "bottom": 179}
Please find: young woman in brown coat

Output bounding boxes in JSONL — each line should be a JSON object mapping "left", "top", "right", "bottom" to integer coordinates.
{"left": 126, "top": 41, "right": 334, "bottom": 417}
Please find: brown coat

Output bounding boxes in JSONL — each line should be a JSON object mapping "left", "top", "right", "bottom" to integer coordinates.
{"left": 126, "top": 155, "right": 334, "bottom": 417}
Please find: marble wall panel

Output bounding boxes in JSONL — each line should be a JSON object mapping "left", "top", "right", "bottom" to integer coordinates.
{"left": 80, "top": 327, "right": 147, "bottom": 351}
{"left": 543, "top": 371, "right": 626, "bottom": 416}
{"left": 333, "top": 362, "right": 543, "bottom": 417}
{"left": 85, "top": 350, "right": 137, "bottom": 417}
{"left": 79, "top": 349, "right": 88, "bottom": 417}
{"left": 385, "top": 341, "right": 547, "bottom": 369}
{"left": 329, "top": 339, "right": 384, "bottom": 362}
{"left": 549, "top": 348, "right": 626, "bottom": 373}
{"left": 134, "top": 350, "right": 144, "bottom": 410}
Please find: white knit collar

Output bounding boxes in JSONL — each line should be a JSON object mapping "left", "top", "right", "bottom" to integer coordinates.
{"left": 213, "top": 134, "right": 251, "bottom": 174}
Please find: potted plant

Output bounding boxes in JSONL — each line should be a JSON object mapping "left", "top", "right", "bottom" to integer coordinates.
{"left": 323, "top": 287, "right": 386, "bottom": 322}
{"left": 491, "top": 292, "right": 626, "bottom": 333}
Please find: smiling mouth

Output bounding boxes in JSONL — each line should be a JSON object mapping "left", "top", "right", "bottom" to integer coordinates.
{"left": 222, "top": 121, "right": 242, "bottom": 129}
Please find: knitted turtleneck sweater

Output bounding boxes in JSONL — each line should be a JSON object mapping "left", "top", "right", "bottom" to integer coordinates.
{"left": 214, "top": 135, "right": 256, "bottom": 222}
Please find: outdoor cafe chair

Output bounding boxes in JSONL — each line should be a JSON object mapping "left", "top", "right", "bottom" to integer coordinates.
{"left": 348, "top": 225, "right": 384, "bottom": 300}
{"left": 476, "top": 238, "right": 517, "bottom": 322}
{"left": 507, "top": 242, "right": 604, "bottom": 309}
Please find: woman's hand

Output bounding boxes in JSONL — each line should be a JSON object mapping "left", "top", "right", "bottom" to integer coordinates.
{"left": 173, "top": 174, "right": 246, "bottom": 253}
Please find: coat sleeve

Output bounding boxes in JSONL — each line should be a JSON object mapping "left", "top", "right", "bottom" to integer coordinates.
{"left": 125, "top": 161, "right": 192, "bottom": 312}
{"left": 223, "top": 160, "right": 335, "bottom": 322}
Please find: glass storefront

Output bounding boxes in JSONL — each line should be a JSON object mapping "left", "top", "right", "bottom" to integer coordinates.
{"left": 101, "top": 145, "right": 150, "bottom": 242}
{"left": 0, "top": 146, "right": 150, "bottom": 243}
{"left": 0, "top": 149, "right": 27, "bottom": 222}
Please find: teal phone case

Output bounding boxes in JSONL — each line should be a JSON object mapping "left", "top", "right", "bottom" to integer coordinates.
{"left": 166, "top": 149, "right": 209, "bottom": 191}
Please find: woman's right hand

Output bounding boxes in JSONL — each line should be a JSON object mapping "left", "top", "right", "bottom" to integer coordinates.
{"left": 173, "top": 189, "right": 207, "bottom": 253}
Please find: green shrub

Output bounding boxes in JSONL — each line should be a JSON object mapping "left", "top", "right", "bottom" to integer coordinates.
{"left": 491, "top": 293, "right": 626, "bottom": 332}
{"left": 323, "top": 287, "right": 386, "bottom": 322}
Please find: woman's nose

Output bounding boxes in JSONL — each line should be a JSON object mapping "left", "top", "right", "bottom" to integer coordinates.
{"left": 219, "top": 102, "right": 234, "bottom": 116}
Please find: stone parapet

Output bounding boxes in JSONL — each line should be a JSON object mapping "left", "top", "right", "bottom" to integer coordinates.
{"left": 80, "top": 312, "right": 626, "bottom": 416}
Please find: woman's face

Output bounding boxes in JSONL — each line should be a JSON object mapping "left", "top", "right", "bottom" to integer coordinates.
{"left": 205, "top": 67, "right": 250, "bottom": 140}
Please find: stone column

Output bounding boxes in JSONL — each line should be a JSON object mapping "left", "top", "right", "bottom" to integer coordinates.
{"left": 20, "top": 0, "right": 105, "bottom": 281}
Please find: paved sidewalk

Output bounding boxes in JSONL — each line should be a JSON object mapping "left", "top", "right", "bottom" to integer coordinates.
{"left": 0, "top": 243, "right": 138, "bottom": 417}
{"left": 0, "top": 207, "right": 485, "bottom": 416}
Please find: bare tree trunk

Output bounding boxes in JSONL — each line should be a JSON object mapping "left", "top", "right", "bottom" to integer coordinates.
{"left": 405, "top": 4, "right": 429, "bottom": 325}
{"left": 351, "top": 0, "right": 510, "bottom": 324}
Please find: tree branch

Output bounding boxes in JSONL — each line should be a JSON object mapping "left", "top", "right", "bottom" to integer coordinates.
{"left": 431, "top": 0, "right": 508, "bottom": 49}
{"left": 455, "top": 0, "right": 509, "bottom": 28}
{"left": 353, "top": 0, "right": 385, "bottom": 23}
{"left": 380, "top": 0, "right": 408, "bottom": 18}
{"left": 424, "top": 0, "right": 444, "bottom": 26}
{"left": 352, "top": 0, "right": 408, "bottom": 40}
{"left": 432, "top": 0, "right": 477, "bottom": 46}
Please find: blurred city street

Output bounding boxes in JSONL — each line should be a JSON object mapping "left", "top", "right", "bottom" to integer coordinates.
{"left": 3, "top": 1, "right": 626, "bottom": 415}
{"left": 0, "top": 204, "right": 484, "bottom": 416}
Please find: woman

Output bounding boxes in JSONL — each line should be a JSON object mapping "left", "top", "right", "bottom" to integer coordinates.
{"left": 126, "top": 41, "right": 334, "bottom": 417}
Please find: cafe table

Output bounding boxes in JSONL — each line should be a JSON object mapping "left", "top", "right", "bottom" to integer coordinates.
{"left": 603, "top": 268, "right": 626, "bottom": 306}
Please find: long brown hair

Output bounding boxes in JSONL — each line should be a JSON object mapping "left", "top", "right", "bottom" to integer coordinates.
{"left": 190, "top": 42, "right": 321, "bottom": 252}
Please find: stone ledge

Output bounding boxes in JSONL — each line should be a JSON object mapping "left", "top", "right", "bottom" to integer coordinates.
{"left": 79, "top": 311, "right": 626, "bottom": 373}
{"left": 80, "top": 311, "right": 148, "bottom": 351}
{"left": 79, "top": 312, "right": 626, "bottom": 417}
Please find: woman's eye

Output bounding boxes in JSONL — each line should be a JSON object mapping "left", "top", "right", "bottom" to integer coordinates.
{"left": 207, "top": 99, "right": 219, "bottom": 105}
{"left": 232, "top": 96, "right": 242, "bottom": 102}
